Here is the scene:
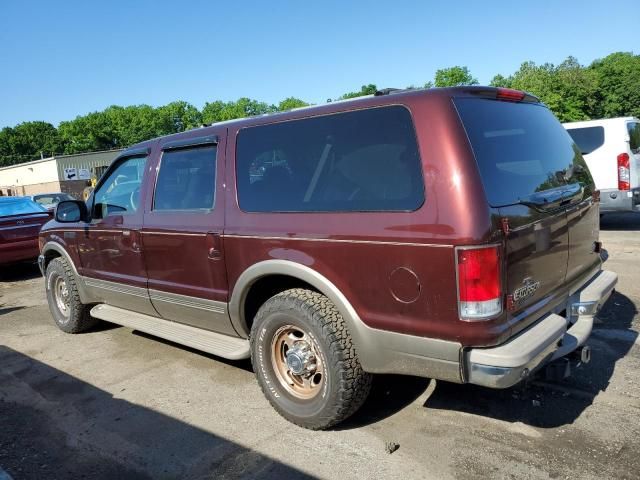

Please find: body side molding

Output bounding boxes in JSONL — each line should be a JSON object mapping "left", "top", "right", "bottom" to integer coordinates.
{"left": 228, "top": 259, "right": 463, "bottom": 382}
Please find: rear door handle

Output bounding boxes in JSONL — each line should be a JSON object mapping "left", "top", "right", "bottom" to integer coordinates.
{"left": 206, "top": 232, "right": 222, "bottom": 260}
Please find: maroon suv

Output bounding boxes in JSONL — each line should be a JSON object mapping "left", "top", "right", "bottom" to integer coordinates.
{"left": 38, "top": 87, "right": 617, "bottom": 429}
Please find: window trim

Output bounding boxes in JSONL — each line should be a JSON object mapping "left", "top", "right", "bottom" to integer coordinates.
{"left": 152, "top": 143, "right": 218, "bottom": 213}
{"left": 234, "top": 104, "right": 426, "bottom": 214}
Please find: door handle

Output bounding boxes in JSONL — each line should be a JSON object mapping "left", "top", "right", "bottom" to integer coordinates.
{"left": 206, "top": 232, "right": 222, "bottom": 260}
{"left": 123, "top": 229, "right": 142, "bottom": 253}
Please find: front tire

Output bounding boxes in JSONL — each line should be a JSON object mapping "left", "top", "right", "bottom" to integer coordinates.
{"left": 250, "top": 288, "right": 372, "bottom": 430}
{"left": 45, "top": 257, "right": 98, "bottom": 333}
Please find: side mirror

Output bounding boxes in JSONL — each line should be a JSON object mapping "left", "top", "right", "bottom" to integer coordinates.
{"left": 55, "top": 200, "right": 88, "bottom": 223}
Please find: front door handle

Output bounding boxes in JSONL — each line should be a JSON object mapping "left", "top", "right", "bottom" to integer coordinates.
{"left": 123, "top": 229, "right": 142, "bottom": 253}
{"left": 206, "top": 232, "right": 222, "bottom": 260}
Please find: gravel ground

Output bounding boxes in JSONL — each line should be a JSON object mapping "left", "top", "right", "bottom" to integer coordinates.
{"left": 1, "top": 212, "right": 639, "bottom": 479}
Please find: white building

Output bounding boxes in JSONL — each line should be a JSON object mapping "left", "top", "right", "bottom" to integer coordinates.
{"left": 0, "top": 150, "right": 122, "bottom": 198}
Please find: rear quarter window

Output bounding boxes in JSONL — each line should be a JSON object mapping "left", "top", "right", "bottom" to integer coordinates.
{"left": 235, "top": 106, "right": 425, "bottom": 212}
{"left": 566, "top": 126, "right": 605, "bottom": 155}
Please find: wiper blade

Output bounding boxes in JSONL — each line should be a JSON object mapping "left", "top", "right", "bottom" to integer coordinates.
{"left": 517, "top": 183, "right": 584, "bottom": 211}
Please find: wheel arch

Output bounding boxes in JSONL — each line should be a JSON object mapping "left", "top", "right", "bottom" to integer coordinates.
{"left": 41, "top": 241, "right": 93, "bottom": 304}
{"left": 229, "top": 260, "right": 364, "bottom": 345}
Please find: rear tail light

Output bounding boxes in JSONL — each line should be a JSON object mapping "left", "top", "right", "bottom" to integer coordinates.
{"left": 496, "top": 88, "right": 526, "bottom": 102}
{"left": 618, "top": 153, "right": 630, "bottom": 191}
{"left": 456, "top": 245, "right": 502, "bottom": 320}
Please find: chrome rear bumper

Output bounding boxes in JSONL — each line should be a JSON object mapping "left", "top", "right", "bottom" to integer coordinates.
{"left": 466, "top": 269, "right": 617, "bottom": 389}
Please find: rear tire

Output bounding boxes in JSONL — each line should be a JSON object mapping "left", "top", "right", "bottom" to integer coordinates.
{"left": 250, "top": 288, "right": 372, "bottom": 430}
{"left": 45, "top": 257, "right": 98, "bottom": 333}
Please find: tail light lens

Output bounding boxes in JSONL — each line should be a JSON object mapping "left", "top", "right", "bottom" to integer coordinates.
{"left": 618, "top": 153, "right": 630, "bottom": 191}
{"left": 456, "top": 245, "right": 502, "bottom": 320}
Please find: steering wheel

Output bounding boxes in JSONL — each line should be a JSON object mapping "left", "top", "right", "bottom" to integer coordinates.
{"left": 129, "top": 185, "right": 140, "bottom": 211}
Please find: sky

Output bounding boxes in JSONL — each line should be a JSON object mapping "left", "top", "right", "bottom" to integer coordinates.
{"left": 0, "top": 0, "right": 635, "bottom": 129}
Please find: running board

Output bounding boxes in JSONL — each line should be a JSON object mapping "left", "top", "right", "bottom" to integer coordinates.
{"left": 90, "top": 304, "right": 250, "bottom": 360}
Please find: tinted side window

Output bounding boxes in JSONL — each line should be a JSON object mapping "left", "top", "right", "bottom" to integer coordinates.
{"left": 236, "top": 106, "right": 424, "bottom": 212}
{"left": 628, "top": 122, "right": 640, "bottom": 154}
{"left": 94, "top": 156, "right": 147, "bottom": 216}
{"left": 154, "top": 146, "right": 217, "bottom": 211}
{"left": 566, "top": 126, "right": 605, "bottom": 155}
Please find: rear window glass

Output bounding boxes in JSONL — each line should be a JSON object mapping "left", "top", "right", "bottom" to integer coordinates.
{"left": 236, "top": 106, "right": 424, "bottom": 212}
{"left": 566, "top": 126, "right": 605, "bottom": 155}
{"left": 0, "top": 198, "right": 47, "bottom": 217}
{"left": 628, "top": 122, "right": 640, "bottom": 154}
{"left": 455, "top": 98, "right": 591, "bottom": 207}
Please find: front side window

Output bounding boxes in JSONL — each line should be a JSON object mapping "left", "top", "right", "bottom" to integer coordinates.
{"left": 236, "top": 106, "right": 424, "bottom": 212}
{"left": 154, "top": 145, "right": 217, "bottom": 211}
{"left": 627, "top": 122, "right": 640, "bottom": 154}
{"left": 94, "top": 155, "right": 147, "bottom": 217}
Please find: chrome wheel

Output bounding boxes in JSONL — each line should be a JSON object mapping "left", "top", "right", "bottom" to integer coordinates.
{"left": 271, "top": 325, "right": 324, "bottom": 400}
{"left": 53, "top": 275, "right": 70, "bottom": 318}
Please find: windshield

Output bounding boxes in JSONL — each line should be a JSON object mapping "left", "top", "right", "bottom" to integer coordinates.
{"left": 0, "top": 198, "right": 48, "bottom": 217}
{"left": 455, "top": 98, "right": 593, "bottom": 207}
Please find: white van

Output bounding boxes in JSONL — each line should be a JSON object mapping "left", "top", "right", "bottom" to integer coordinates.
{"left": 564, "top": 117, "right": 640, "bottom": 214}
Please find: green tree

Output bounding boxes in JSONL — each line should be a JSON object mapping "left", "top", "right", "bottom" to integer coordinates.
{"left": 339, "top": 84, "right": 378, "bottom": 99}
{"left": 0, "top": 121, "right": 64, "bottom": 165}
{"left": 492, "top": 57, "right": 598, "bottom": 122}
{"left": 157, "top": 101, "right": 202, "bottom": 132}
{"left": 277, "top": 97, "right": 310, "bottom": 111}
{"left": 489, "top": 74, "right": 510, "bottom": 87}
{"left": 201, "top": 98, "right": 276, "bottom": 124}
{"left": 433, "top": 66, "right": 478, "bottom": 87}
{"left": 58, "top": 111, "right": 115, "bottom": 153}
{"left": 590, "top": 52, "right": 640, "bottom": 118}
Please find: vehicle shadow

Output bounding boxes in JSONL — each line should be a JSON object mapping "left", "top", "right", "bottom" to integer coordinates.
{"left": 423, "top": 291, "right": 637, "bottom": 428}
{"left": 337, "top": 374, "right": 431, "bottom": 429}
{"left": 0, "top": 306, "right": 26, "bottom": 316}
{"left": 0, "top": 262, "right": 41, "bottom": 282}
{"left": 600, "top": 211, "right": 640, "bottom": 231}
{"left": 131, "top": 330, "right": 254, "bottom": 373}
{"left": 0, "top": 346, "right": 314, "bottom": 480}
